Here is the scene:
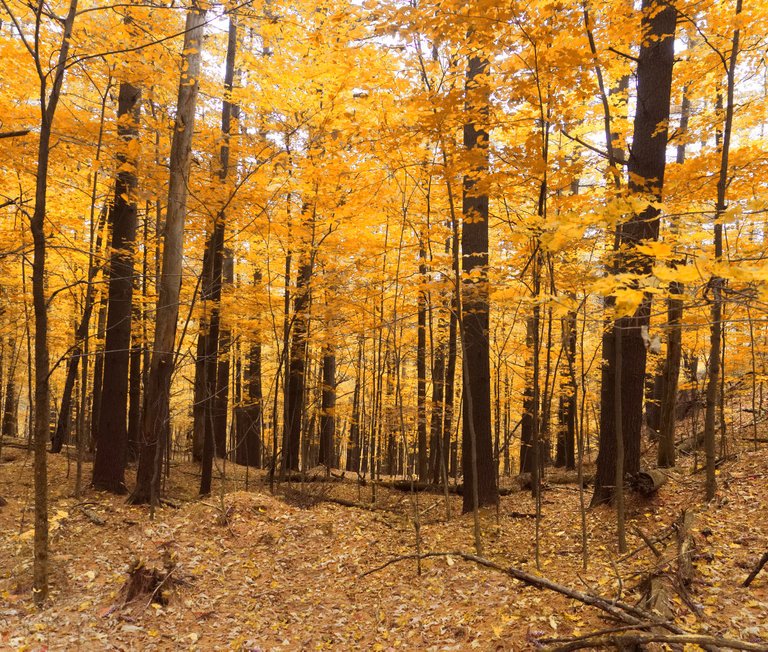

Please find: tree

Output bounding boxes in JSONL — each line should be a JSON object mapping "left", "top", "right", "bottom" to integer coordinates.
{"left": 461, "top": 47, "right": 497, "bottom": 513}
{"left": 132, "top": 3, "right": 206, "bottom": 506}
{"left": 1, "top": 0, "right": 80, "bottom": 606}
{"left": 592, "top": 0, "right": 677, "bottom": 506}
{"left": 92, "top": 80, "right": 141, "bottom": 493}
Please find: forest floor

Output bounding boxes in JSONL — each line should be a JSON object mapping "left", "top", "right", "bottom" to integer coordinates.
{"left": 0, "top": 439, "right": 767, "bottom": 651}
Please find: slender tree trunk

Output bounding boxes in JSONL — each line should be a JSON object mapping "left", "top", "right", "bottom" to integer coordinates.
{"left": 283, "top": 251, "right": 312, "bottom": 472}
{"left": 90, "top": 291, "right": 107, "bottom": 451}
{"left": 347, "top": 335, "right": 363, "bottom": 472}
{"left": 51, "top": 195, "right": 109, "bottom": 454}
{"left": 127, "top": 295, "right": 143, "bottom": 462}
{"left": 236, "top": 270, "right": 263, "bottom": 467}
{"left": 416, "top": 234, "right": 428, "bottom": 480}
{"left": 201, "top": 16, "right": 237, "bottom": 491}
{"left": 705, "top": 0, "right": 741, "bottom": 500}
{"left": 131, "top": 4, "right": 206, "bottom": 505}
{"left": 92, "top": 81, "right": 141, "bottom": 492}
{"left": 26, "top": 0, "right": 79, "bottom": 606}
{"left": 2, "top": 339, "right": 18, "bottom": 439}
{"left": 214, "top": 251, "right": 233, "bottom": 458}
{"left": 520, "top": 316, "right": 535, "bottom": 475}
{"left": 319, "top": 347, "right": 336, "bottom": 468}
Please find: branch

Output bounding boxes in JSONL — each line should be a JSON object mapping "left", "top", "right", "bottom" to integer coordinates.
{"left": 0, "top": 130, "right": 31, "bottom": 139}
{"left": 743, "top": 552, "right": 768, "bottom": 587}
{"left": 607, "top": 46, "right": 639, "bottom": 63}
{"left": 561, "top": 129, "right": 628, "bottom": 166}
{"left": 360, "top": 551, "right": 681, "bottom": 632}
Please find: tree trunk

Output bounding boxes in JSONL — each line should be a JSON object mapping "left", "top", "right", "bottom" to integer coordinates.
{"left": 416, "top": 234, "right": 428, "bottom": 480}
{"left": 2, "top": 339, "right": 18, "bottom": 439}
{"left": 213, "top": 251, "right": 233, "bottom": 459}
{"left": 592, "top": 0, "right": 676, "bottom": 505}
{"left": 92, "top": 81, "right": 141, "bottom": 493}
{"left": 556, "top": 308, "right": 577, "bottom": 469}
{"left": 235, "top": 270, "right": 263, "bottom": 467}
{"left": 131, "top": 4, "right": 206, "bottom": 505}
{"left": 201, "top": 16, "right": 237, "bottom": 492}
{"left": 283, "top": 250, "right": 312, "bottom": 473}
{"left": 319, "top": 348, "right": 336, "bottom": 468}
{"left": 28, "top": 0, "right": 79, "bottom": 606}
{"left": 520, "top": 316, "right": 535, "bottom": 474}
{"left": 705, "top": 0, "right": 741, "bottom": 500}
{"left": 347, "top": 335, "right": 363, "bottom": 472}
{"left": 461, "top": 51, "right": 498, "bottom": 513}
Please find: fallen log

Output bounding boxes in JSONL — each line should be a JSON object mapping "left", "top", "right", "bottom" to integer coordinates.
{"left": 634, "top": 469, "right": 668, "bottom": 496}
{"left": 375, "top": 480, "right": 517, "bottom": 496}
{"left": 282, "top": 471, "right": 344, "bottom": 483}
{"left": 545, "top": 632, "right": 768, "bottom": 652}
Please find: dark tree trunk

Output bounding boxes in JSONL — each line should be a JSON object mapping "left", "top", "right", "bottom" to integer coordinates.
{"left": 213, "top": 251, "right": 233, "bottom": 458}
{"left": 520, "top": 317, "right": 535, "bottom": 474}
{"left": 235, "top": 271, "right": 263, "bottom": 467}
{"left": 416, "top": 235, "right": 428, "bottom": 480}
{"left": 90, "top": 292, "right": 107, "bottom": 451}
{"left": 347, "top": 336, "right": 363, "bottom": 472}
{"left": 192, "top": 319, "right": 206, "bottom": 462}
{"left": 92, "top": 81, "right": 141, "bottom": 493}
{"left": 199, "top": 222, "right": 224, "bottom": 496}
{"left": 646, "top": 372, "right": 664, "bottom": 435}
{"left": 127, "top": 296, "right": 143, "bottom": 462}
{"left": 461, "top": 52, "right": 498, "bottom": 513}
{"left": 657, "top": 87, "right": 691, "bottom": 468}
{"left": 319, "top": 348, "right": 336, "bottom": 467}
{"left": 28, "top": 0, "right": 79, "bottom": 606}
{"left": 705, "top": 0, "right": 741, "bottom": 500}
{"left": 556, "top": 309, "right": 577, "bottom": 469}
{"left": 592, "top": 0, "right": 676, "bottom": 505}
{"left": 131, "top": 5, "right": 205, "bottom": 505}
{"left": 283, "top": 251, "right": 312, "bottom": 472}
{"left": 3, "top": 339, "right": 18, "bottom": 439}
{"left": 429, "top": 336, "right": 446, "bottom": 484}
{"left": 200, "top": 17, "right": 237, "bottom": 492}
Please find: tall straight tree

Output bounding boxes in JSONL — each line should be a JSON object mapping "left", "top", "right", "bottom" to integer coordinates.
{"left": 705, "top": 0, "right": 742, "bottom": 500}
{"left": 131, "top": 3, "right": 206, "bottom": 505}
{"left": 461, "top": 48, "right": 498, "bottom": 513}
{"left": 235, "top": 272, "right": 264, "bottom": 467}
{"left": 200, "top": 15, "right": 238, "bottom": 494}
{"left": 3, "top": 0, "right": 80, "bottom": 605}
{"left": 592, "top": 0, "right": 676, "bottom": 505}
{"left": 318, "top": 345, "right": 336, "bottom": 467}
{"left": 92, "top": 80, "right": 141, "bottom": 492}
{"left": 416, "top": 232, "right": 428, "bottom": 480}
{"left": 283, "top": 226, "right": 313, "bottom": 473}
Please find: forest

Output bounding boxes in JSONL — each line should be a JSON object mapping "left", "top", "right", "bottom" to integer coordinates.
{"left": 1, "top": 0, "right": 768, "bottom": 648}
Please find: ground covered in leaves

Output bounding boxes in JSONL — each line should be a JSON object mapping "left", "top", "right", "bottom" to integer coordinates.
{"left": 1, "top": 442, "right": 767, "bottom": 651}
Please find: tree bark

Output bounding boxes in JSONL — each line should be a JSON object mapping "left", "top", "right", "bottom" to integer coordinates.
{"left": 131, "top": 4, "right": 206, "bottom": 505}
{"left": 319, "top": 347, "right": 336, "bottom": 467}
{"left": 27, "top": 0, "right": 79, "bottom": 605}
{"left": 201, "top": 16, "right": 237, "bottom": 492}
{"left": 235, "top": 270, "right": 263, "bottom": 467}
{"left": 416, "top": 233, "right": 428, "bottom": 480}
{"left": 705, "top": 0, "right": 741, "bottom": 501}
{"left": 592, "top": 0, "right": 676, "bottom": 505}
{"left": 461, "top": 51, "right": 498, "bottom": 513}
{"left": 92, "top": 81, "right": 141, "bottom": 492}
{"left": 283, "top": 248, "right": 312, "bottom": 472}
